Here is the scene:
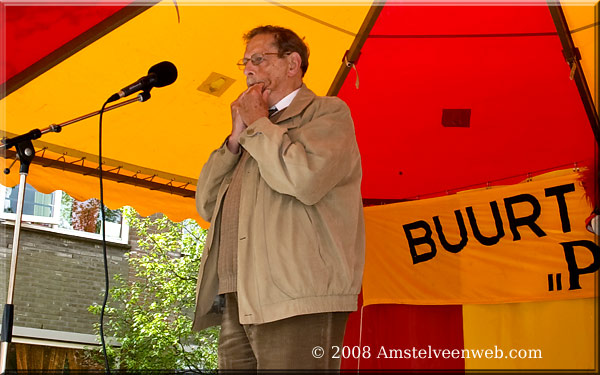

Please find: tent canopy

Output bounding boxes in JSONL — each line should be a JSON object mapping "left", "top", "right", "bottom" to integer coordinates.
{"left": 1, "top": 1, "right": 372, "bottom": 224}
{"left": 2, "top": 2, "right": 598, "bottom": 371}
{"left": 1, "top": 1, "right": 597, "bottom": 225}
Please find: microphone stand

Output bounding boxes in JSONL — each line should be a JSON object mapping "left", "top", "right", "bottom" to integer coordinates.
{"left": 0, "top": 91, "right": 151, "bottom": 374}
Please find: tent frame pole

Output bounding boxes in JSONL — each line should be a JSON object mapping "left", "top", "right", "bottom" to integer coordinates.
{"left": 0, "top": 142, "right": 33, "bottom": 375}
{"left": 327, "top": 1, "right": 386, "bottom": 96}
{"left": 547, "top": 2, "right": 600, "bottom": 144}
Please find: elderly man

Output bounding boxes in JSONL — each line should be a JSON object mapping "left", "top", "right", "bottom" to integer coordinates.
{"left": 193, "top": 25, "right": 365, "bottom": 370}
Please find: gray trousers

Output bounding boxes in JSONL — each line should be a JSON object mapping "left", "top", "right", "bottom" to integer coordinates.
{"left": 218, "top": 293, "right": 349, "bottom": 370}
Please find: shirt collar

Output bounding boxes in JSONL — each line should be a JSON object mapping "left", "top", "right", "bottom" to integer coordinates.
{"left": 270, "top": 87, "right": 301, "bottom": 113}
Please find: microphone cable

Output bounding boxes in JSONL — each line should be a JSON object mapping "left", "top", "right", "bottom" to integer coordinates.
{"left": 96, "top": 85, "right": 154, "bottom": 374}
{"left": 98, "top": 98, "right": 112, "bottom": 374}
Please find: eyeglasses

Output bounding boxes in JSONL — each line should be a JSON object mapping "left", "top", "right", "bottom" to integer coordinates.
{"left": 237, "top": 52, "right": 289, "bottom": 70}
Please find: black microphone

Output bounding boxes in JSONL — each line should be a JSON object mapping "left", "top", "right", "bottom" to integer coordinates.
{"left": 107, "top": 61, "right": 178, "bottom": 103}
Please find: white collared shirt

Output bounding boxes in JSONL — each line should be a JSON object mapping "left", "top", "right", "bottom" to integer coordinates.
{"left": 269, "top": 87, "right": 301, "bottom": 114}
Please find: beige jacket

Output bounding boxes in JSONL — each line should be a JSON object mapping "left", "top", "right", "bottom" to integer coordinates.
{"left": 192, "top": 85, "right": 365, "bottom": 330}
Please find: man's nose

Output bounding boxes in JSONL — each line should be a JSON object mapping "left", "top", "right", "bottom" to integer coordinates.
{"left": 244, "top": 64, "right": 255, "bottom": 76}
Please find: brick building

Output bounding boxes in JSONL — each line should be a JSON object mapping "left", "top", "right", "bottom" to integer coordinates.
{"left": 1, "top": 184, "right": 135, "bottom": 370}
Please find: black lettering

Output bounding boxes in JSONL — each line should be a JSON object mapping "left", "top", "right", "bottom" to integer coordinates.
{"left": 504, "top": 194, "right": 547, "bottom": 241}
{"left": 466, "top": 201, "right": 505, "bottom": 246}
{"left": 544, "top": 183, "right": 576, "bottom": 233}
{"left": 404, "top": 221, "right": 437, "bottom": 264}
{"left": 433, "top": 210, "right": 468, "bottom": 253}
{"left": 560, "top": 240, "right": 600, "bottom": 290}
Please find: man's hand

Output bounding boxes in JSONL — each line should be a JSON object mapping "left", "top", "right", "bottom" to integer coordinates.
{"left": 226, "top": 94, "right": 246, "bottom": 154}
{"left": 238, "top": 83, "right": 271, "bottom": 126}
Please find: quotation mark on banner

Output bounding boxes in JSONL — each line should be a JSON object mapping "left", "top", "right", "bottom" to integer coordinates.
{"left": 547, "top": 273, "right": 563, "bottom": 291}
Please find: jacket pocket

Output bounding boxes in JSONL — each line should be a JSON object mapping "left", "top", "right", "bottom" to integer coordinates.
{"left": 263, "top": 199, "right": 330, "bottom": 298}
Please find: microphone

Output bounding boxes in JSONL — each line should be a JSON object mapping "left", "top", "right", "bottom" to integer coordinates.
{"left": 108, "top": 61, "right": 178, "bottom": 103}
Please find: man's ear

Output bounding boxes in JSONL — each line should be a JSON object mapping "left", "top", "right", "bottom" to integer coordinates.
{"left": 287, "top": 52, "right": 302, "bottom": 77}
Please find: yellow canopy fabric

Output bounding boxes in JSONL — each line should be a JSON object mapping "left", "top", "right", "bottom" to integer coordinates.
{"left": 1, "top": 2, "right": 371, "bottom": 223}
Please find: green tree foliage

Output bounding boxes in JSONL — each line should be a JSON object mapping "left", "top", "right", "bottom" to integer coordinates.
{"left": 88, "top": 207, "right": 219, "bottom": 370}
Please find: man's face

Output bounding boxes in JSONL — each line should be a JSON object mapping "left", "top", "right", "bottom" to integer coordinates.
{"left": 243, "top": 33, "right": 288, "bottom": 92}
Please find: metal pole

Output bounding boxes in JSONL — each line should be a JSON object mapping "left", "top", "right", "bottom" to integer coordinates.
{"left": 42, "top": 95, "right": 143, "bottom": 132}
{"left": 0, "top": 173, "right": 28, "bottom": 374}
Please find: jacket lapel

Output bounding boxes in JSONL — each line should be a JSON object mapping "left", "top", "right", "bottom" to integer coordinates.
{"left": 271, "top": 84, "right": 316, "bottom": 128}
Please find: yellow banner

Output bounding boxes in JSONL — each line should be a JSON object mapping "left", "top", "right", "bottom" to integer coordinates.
{"left": 363, "top": 170, "right": 598, "bottom": 306}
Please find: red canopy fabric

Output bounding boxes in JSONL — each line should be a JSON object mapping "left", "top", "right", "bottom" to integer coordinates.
{"left": 4, "top": 4, "right": 130, "bottom": 84}
{"left": 339, "top": 5, "right": 595, "bottom": 202}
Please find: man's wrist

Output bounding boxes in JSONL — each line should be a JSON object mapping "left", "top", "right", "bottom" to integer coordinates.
{"left": 225, "top": 135, "right": 241, "bottom": 154}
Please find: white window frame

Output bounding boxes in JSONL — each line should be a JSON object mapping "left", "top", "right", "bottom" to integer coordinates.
{"left": 0, "top": 185, "right": 62, "bottom": 225}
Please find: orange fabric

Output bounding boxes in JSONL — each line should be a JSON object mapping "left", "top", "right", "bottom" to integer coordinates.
{"left": 0, "top": 159, "right": 206, "bottom": 225}
{"left": 463, "top": 298, "right": 597, "bottom": 370}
